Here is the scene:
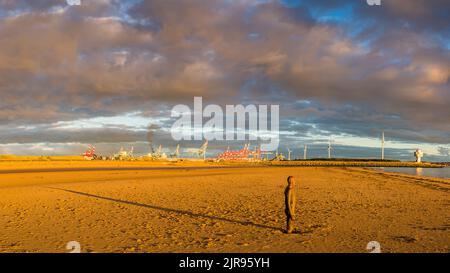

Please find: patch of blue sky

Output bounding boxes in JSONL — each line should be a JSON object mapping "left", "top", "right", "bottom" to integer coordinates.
{"left": 280, "top": 1, "right": 382, "bottom": 53}
{"left": 281, "top": 0, "right": 354, "bottom": 23}
{"left": 279, "top": 0, "right": 302, "bottom": 8}
{"left": 0, "top": 9, "right": 28, "bottom": 19}
{"left": 353, "top": 38, "right": 375, "bottom": 55}
{"left": 282, "top": 0, "right": 355, "bottom": 24}
{"left": 97, "top": 0, "right": 157, "bottom": 30}
{"left": 429, "top": 33, "right": 450, "bottom": 51}
{"left": 313, "top": 5, "right": 354, "bottom": 24}
{"left": 346, "top": 21, "right": 386, "bottom": 55}
{"left": 345, "top": 16, "right": 381, "bottom": 38}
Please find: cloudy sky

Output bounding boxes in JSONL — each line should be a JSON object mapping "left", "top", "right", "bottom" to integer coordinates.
{"left": 0, "top": 0, "right": 449, "bottom": 161}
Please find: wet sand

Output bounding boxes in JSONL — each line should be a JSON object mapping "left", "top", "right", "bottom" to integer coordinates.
{"left": 0, "top": 162, "right": 448, "bottom": 253}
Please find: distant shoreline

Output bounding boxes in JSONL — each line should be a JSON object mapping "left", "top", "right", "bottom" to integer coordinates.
{"left": 0, "top": 156, "right": 445, "bottom": 169}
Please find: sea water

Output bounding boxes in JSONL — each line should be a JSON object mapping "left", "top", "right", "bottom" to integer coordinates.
{"left": 371, "top": 167, "right": 450, "bottom": 179}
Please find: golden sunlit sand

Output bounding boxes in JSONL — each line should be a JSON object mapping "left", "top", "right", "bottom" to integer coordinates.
{"left": 0, "top": 161, "right": 448, "bottom": 253}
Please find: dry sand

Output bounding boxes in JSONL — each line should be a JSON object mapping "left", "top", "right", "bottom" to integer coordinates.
{"left": 0, "top": 162, "right": 448, "bottom": 253}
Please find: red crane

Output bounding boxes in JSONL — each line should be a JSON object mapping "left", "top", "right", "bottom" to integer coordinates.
{"left": 217, "top": 144, "right": 261, "bottom": 161}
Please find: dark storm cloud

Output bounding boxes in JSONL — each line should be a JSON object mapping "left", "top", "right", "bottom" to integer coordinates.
{"left": 0, "top": 0, "right": 448, "bottom": 152}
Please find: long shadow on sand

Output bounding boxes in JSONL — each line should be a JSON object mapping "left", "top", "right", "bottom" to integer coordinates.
{"left": 45, "top": 187, "right": 282, "bottom": 232}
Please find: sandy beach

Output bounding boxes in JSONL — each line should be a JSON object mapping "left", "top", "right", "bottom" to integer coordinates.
{"left": 0, "top": 162, "right": 448, "bottom": 253}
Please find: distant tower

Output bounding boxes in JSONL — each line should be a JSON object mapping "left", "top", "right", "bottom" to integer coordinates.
{"left": 303, "top": 145, "right": 308, "bottom": 160}
{"left": 414, "top": 149, "right": 424, "bottom": 163}
{"left": 328, "top": 140, "right": 332, "bottom": 159}
{"left": 287, "top": 148, "right": 292, "bottom": 161}
{"left": 381, "top": 131, "right": 385, "bottom": 160}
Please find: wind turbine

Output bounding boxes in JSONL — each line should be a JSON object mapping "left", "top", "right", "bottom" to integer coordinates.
{"left": 381, "top": 131, "right": 385, "bottom": 160}
{"left": 328, "top": 140, "right": 331, "bottom": 159}
{"left": 327, "top": 138, "right": 334, "bottom": 159}
{"left": 303, "top": 144, "right": 308, "bottom": 160}
{"left": 287, "top": 148, "right": 292, "bottom": 161}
